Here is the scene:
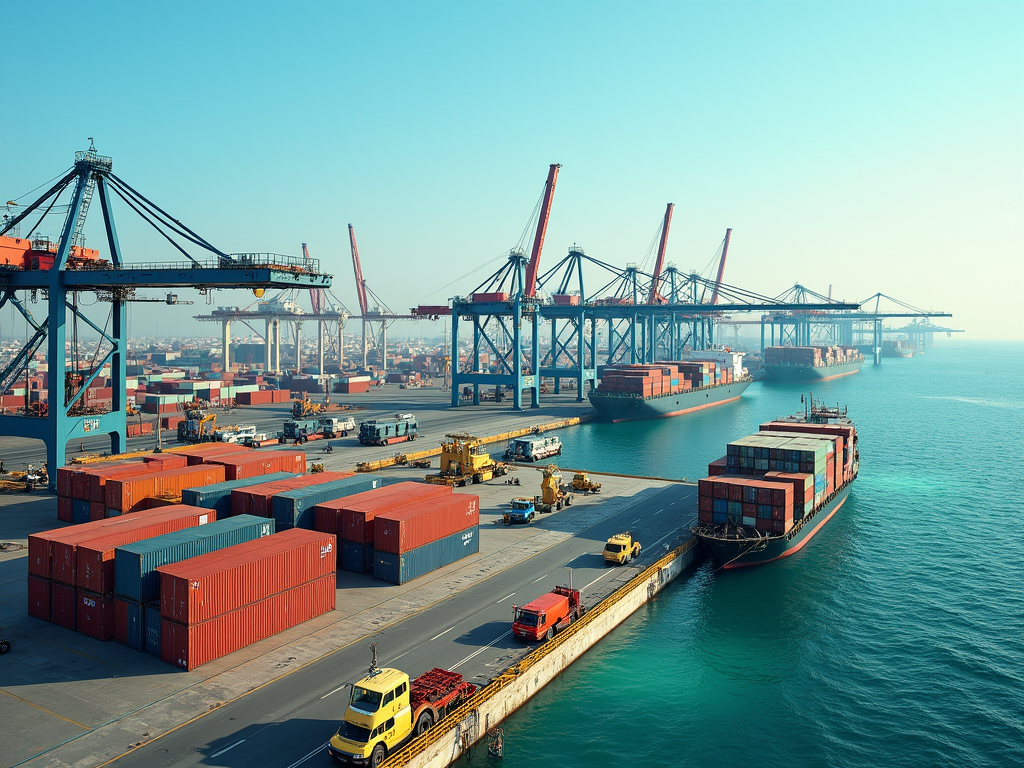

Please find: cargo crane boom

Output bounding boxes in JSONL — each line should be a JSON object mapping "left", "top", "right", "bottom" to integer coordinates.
{"left": 349, "top": 224, "right": 369, "bottom": 315}
{"left": 302, "top": 243, "right": 323, "bottom": 314}
{"left": 709, "top": 227, "right": 732, "bottom": 305}
{"left": 647, "top": 202, "right": 674, "bottom": 304}
{"left": 523, "top": 163, "right": 560, "bottom": 298}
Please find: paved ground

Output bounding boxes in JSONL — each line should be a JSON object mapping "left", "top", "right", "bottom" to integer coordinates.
{"left": 0, "top": 385, "right": 593, "bottom": 475}
{"left": 0, "top": 457, "right": 696, "bottom": 768}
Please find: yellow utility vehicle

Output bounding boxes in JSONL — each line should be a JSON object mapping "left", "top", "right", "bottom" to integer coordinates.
{"left": 571, "top": 472, "right": 602, "bottom": 493}
{"left": 533, "top": 464, "right": 573, "bottom": 513}
{"left": 603, "top": 532, "right": 641, "bottom": 565}
{"left": 327, "top": 649, "right": 475, "bottom": 766}
{"left": 425, "top": 433, "right": 508, "bottom": 487}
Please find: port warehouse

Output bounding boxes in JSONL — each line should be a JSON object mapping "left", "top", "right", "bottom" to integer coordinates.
{"left": 31, "top": 449, "right": 484, "bottom": 670}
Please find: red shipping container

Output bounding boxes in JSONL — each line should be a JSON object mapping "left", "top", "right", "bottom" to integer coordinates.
{"left": 144, "top": 453, "right": 188, "bottom": 470}
{"left": 57, "top": 496, "right": 73, "bottom": 522}
{"left": 158, "top": 529, "right": 336, "bottom": 624}
{"left": 28, "top": 575, "right": 51, "bottom": 621}
{"left": 88, "top": 501, "right": 105, "bottom": 521}
{"left": 707, "top": 456, "right": 728, "bottom": 476}
{"left": 81, "top": 462, "right": 153, "bottom": 504}
{"left": 712, "top": 481, "right": 729, "bottom": 499}
{"left": 208, "top": 451, "right": 307, "bottom": 481}
{"left": 77, "top": 591, "right": 116, "bottom": 640}
{"left": 698, "top": 509, "right": 713, "bottom": 524}
{"left": 161, "top": 573, "right": 336, "bottom": 670}
{"left": 375, "top": 495, "right": 480, "bottom": 554}
{"left": 57, "top": 467, "right": 75, "bottom": 497}
{"left": 314, "top": 483, "right": 451, "bottom": 544}
{"left": 52, "top": 582, "right": 77, "bottom": 630}
{"left": 231, "top": 472, "right": 353, "bottom": 517}
{"left": 106, "top": 465, "right": 227, "bottom": 512}
{"left": 74, "top": 505, "right": 216, "bottom": 594}
{"left": 172, "top": 443, "right": 253, "bottom": 466}
{"left": 698, "top": 496, "right": 713, "bottom": 513}
{"left": 728, "top": 483, "right": 743, "bottom": 502}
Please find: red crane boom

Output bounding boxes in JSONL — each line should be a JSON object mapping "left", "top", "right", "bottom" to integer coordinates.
{"left": 349, "top": 224, "right": 369, "bottom": 315}
{"left": 647, "top": 202, "right": 674, "bottom": 304}
{"left": 523, "top": 163, "right": 561, "bottom": 298}
{"left": 709, "top": 228, "right": 732, "bottom": 305}
{"left": 302, "top": 243, "right": 323, "bottom": 314}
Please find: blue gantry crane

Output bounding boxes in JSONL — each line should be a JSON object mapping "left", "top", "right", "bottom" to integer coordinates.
{"left": 0, "top": 145, "right": 331, "bottom": 483}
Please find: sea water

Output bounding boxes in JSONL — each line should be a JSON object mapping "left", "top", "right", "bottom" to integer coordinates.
{"left": 460, "top": 342, "right": 1023, "bottom": 768}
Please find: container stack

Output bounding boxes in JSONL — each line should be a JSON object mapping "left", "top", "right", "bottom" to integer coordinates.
{"left": 763, "top": 346, "right": 863, "bottom": 368}
{"left": 181, "top": 472, "right": 297, "bottom": 517}
{"left": 157, "top": 529, "right": 336, "bottom": 670}
{"left": 271, "top": 475, "right": 383, "bottom": 530}
{"left": 373, "top": 495, "right": 480, "bottom": 584}
{"left": 230, "top": 472, "right": 354, "bottom": 517}
{"left": 313, "top": 482, "right": 452, "bottom": 573}
{"left": 334, "top": 375, "right": 371, "bottom": 394}
{"left": 697, "top": 477, "right": 795, "bottom": 533}
{"left": 596, "top": 360, "right": 733, "bottom": 397}
{"left": 113, "top": 516, "right": 274, "bottom": 651}
{"left": 27, "top": 505, "right": 216, "bottom": 635}
{"left": 105, "top": 464, "right": 227, "bottom": 515}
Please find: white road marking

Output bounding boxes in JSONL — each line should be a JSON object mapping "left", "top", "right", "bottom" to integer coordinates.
{"left": 530, "top": 573, "right": 549, "bottom": 584}
{"left": 286, "top": 741, "right": 329, "bottom": 768}
{"left": 496, "top": 592, "right": 516, "bottom": 603}
{"left": 647, "top": 530, "right": 675, "bottom": 550}
{"left": 320, "top": 683, "right": 349, "bottom": 700}
{"left": 581, "top": 570, "right": 614, "bottom": 591}
{"left": 210, "top": 739, "right": 245, "bottom": 758}
{"left": 451, "top": 630, "right": 513, "bottom": 670}
{"left": 429, "top": 626, "right": 455, "bottom": 641}
{"left": 389, "top": 650, "right": 411, "bottom": 664}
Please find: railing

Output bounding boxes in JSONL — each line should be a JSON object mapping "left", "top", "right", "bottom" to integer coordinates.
{"left": 62, "top": 253, "right": 321, "bottom": 273}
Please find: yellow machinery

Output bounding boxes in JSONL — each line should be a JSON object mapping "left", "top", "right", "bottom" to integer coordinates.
{"left": 425, "top": 433, "right": 508, "bottom": 487}
{"left": 534, "top": 464, "right": 573, "bottom": 512}
{"left": 604, "top": 532, "right": 641, "bottom": 565}
{"left": 572, "top": 472, "right": 602, "bottom": 494}
{"left": 292, "top": 395, "right": 327, "bottom": 419}
{"left": 180, "top": 407, "right": 217, "bottom": 443}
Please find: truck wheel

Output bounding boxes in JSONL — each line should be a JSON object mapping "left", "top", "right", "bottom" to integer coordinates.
{"left": 566, "top": 496, "right": 573, "bottom": 507}
{"left": 370, "top": 743, "right": 387, "bottom": 767}
{"left": 383, "top": 439, "right": 389, "bottom": 446}
{"left": 415, "top": 709, "right": 435, "bottom": 736}
{"left": 545, "top": 627, "right": 554, "bottom": 641}
{"left": 473, "top": 473, "right": 482, "bottom": 484}
{"left": 341, "top": 431, "right": 347, "bottom": 437}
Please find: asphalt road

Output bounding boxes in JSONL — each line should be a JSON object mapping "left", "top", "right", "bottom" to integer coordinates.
{"left": 108, "top": 483, "right": 696, "bottom": 768}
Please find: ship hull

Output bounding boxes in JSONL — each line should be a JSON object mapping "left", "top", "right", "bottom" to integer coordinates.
{"left": 588, "top": 380, "right": 751, "bottom": 423}
{"left": 764, "top": 360, "right": 862, "bottom": 382}
{"left": 696, "top": 483, "right": 853, "bottom": 569}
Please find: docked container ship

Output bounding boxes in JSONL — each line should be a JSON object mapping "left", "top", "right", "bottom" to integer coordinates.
{"left": 694, "top": 397, "right": 858, "bottom": 568}
{"left": 882, "top": 339, "right": 915, "bottom": 358}
{"left": 763, "top": 345, "right": 863, "bottom": 382}
{"left": 587, "top": 352, "right": 751, "bottom": 422}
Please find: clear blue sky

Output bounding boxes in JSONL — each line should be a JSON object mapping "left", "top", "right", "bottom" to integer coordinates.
{"left": 2, "top": 1, "right": 1021, "bottom": 339}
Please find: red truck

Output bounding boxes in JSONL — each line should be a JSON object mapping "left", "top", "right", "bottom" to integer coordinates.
{"left": 512, "top": 585, "right": 585, "bottom": 642}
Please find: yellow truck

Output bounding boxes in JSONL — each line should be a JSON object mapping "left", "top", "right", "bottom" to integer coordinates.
{"left": 603, "top": 532, "right": 641, "bottom": 565}
{"left": 571, "top": 472, "right": 602, "bottom": 494}
{"left": 425, "top": 433, "right": 508, "bottom": 487}
{"left": 327, "top": 656, "right": 475, "bottom": 766}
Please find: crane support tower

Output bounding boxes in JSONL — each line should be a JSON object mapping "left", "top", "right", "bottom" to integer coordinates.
{"left": 0, "top": 146, "right": 331, "bottom": 486}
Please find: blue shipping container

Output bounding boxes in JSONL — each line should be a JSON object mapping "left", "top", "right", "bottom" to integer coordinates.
{"left": 272, "top": 475, "right": 382, "bottom": 531}
{"left": 373, "top": 526, "right": 479, "bottom": 585}
{"left": 712, "top": 499, "right": 728, "bottom": 513}
{"left": 712, "top": 512, "right": 728, "bottom": 524}
{"left": 144, "top": 603, "right": 161, "bottom": 657}
{"left": 181, "top": 472, "right": 296, "bottom": 517}
{"left": 114, "top": 515, "right": 274, "bottom": 603}
{"left": 72, "top": 498, "right": 90, "bottom": 524}
{"left": 341, "top": 541, "right": 374, "bottom": 574}
{"left": 119, "top": 599, "right": 145, "bottom": 651}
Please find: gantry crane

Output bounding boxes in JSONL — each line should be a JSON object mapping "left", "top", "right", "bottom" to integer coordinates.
{"left": 0, "top": 146, "right": 331, "bottom": 484}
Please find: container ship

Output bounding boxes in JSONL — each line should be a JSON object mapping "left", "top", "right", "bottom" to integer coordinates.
{"left": 587, "top": 352, "right": 751, "bottom": 423}
{"left": 763, "top": 345, "right": 863, "bottom": 382}
{"left": 882, "top": 339, "right": 915, "bottom": 358}
{"left": 694, "top": 397, "right": 858, "bottom": 568}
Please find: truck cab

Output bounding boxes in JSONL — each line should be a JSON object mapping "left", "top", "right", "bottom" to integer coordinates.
{"left": 503, "top": 498, "right": 536, "bottom": 525}
{"left": 512, "top": 585, "right": 584, "bottom": 642}
{"left": 329, "top": 668, "right": 412, "bottom": 766}
{"left": 217, "top": 425, "right": 257, "bottom": 444}
{"left": 604, "top": 532, "right": 641, "bottom": 565}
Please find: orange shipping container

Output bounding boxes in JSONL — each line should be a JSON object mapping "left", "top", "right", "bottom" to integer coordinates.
{"left": 208, "top": 451, "right": 307, "bottom": 480}
{"left": 172, "top": 444, "right": 254, "bottom": 466}
{"left": 230, "top": 471, "right": 354, "bottom": 517}
{"left": 106, "top": 465, "right": 227, "bottom": 513}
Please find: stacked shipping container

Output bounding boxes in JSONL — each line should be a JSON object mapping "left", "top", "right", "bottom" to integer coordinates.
{"left": 373, "top": 495, "right": 480, "bottom": 584}
{"left": 596, "top": 359, "right": 734, "bottom": 398}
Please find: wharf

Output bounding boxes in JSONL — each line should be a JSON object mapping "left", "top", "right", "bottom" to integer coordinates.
{"left": 0, "top": 464, "right": 699, "bottom": 768}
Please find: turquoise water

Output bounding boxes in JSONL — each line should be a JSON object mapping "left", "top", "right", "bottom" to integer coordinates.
{"left": 464, "top": 343, "right": 1024, "bottom": 767}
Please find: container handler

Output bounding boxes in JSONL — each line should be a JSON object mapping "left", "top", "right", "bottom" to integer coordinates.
{"left": 176, "top": 408, "right": 217, "bottom": 443}
{"left": 603, "top": 532, "right": 641, "bottom": 565}
{"left": 327, "top": 646, "right": 476, "bottom": 767}
{"left": 425, "top": 433, "right": 508, "bottom": 487}
{"left": 533, "top": 464, "right": 573, "bottom": 512}
{"left": 572, "top": 472, "right": 602, "bottom": 494}
{"left": 512, "top": 585, "right": 585, "bottom": 641}
{"left": 359, "top": 414, "right": 418, "bottom": 446}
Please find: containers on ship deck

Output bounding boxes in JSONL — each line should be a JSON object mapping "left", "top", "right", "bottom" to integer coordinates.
{"left": 697, "top": 477, "right": 794, "bottom": 534}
